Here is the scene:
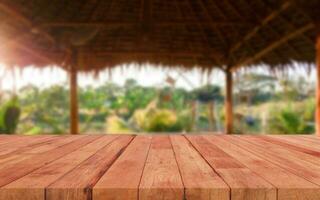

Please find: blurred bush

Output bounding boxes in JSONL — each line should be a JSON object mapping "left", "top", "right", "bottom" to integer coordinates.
{"left": 0, "top": 97, "right": 21, "bottom": 134}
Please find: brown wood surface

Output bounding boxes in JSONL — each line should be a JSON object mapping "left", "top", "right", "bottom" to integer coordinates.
{"left": 0, "top": 135, "right": 80, "bottom": 169}
{"left": 261, "top": 135, "right": 320, "bottom": 156}
{"left": 0, "top": 135, "right": 320, "bottom": 200}
{"left": 0, "top": 135, "right": 98, "bottom": 187}
{"left": 204, "top": 136, "right": 320, "bottom": 200}
{"left": 242, "top": 136, "right": 320, "bottom": 170}
{"left": 226, "top": 136, "right": 320, "bottom": 186}
{"left": 0, "top": 135, "right": 27, "bottom": 146}
{"left": 139, "top": 136, "right": 184, "bottom": 200}
{"left": 0, "top": 135, "right": 56, "bottom": 156}
{"left": 170, "top": 135, "right": 229, "bottom": 200}
{"left": 46, "top": 135, "right": 133, "bottom": 200}
{"left": 93, "top": 136, "right": 152, "bottom": 200}
{"left": 0, "top": 135, "right": 117, "bottom": 200}
{"left": 186, "top": 135, "right": 276, "bottom": 200}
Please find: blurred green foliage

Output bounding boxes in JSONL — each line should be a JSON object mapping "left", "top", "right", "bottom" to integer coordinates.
{"left": 0, "top": 96, "right": 20, "bottom": 134}
{"left": 0, "top": 73, "right": 316, "bottom": 135}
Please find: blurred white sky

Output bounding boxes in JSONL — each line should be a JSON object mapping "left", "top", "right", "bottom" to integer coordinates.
{"left": 0, "top": 62, "right": 316, "bottom": 91}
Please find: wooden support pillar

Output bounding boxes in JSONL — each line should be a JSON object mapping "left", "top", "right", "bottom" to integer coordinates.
{"left": 70, "top": 49, "right": 79, "bottom": 135}
{"left": 225, "top": 70, "right": 233, "bottom": 134}
{"left": 316, "top": 32, "right": 320, "bottom": 136}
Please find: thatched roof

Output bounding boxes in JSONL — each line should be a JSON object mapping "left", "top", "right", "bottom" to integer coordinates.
{"left": 0, "top": 0, "right": 319, "bottom": 72}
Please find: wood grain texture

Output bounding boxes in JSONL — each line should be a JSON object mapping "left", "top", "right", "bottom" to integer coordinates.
{"left": 0, "top": 135, "right": 56, "bottom": 156}
{"left": 46, "top": 135, "right": 133, "bottom": 200}
{"left": 139, "top": 136, "right": 184, "bottom": 200}
{"left": 263, "top": 135, "right": 320, "bottom": 155}
{"left": 243, "top": 136, "right": 320, "bottom": 169}
{"left": 0, "top": 135, "right": 81, "bottom": 169}
{"left": 0, "top": 135, "right": 25, "bottom": 146}
{"left": 301, "top": 135, "right": 320, "bottom": 143}
{"left": 186, "top": 135, "right": 276, "bottom": 200}
{"left": 206, "top": 136, "right": 320, "bottom": 200}
{"left": 227, "top": 136, "right": 320, "bottom": 186}
{"left": 93, "top": 136, "right": 152, "bottom": 200}
{"left": 0, "top": 136, "right": 117, "bottom": 200}
{"left": 0, "top": 135, "right": 99, "bottom": 187}
{"left": 170, "top": 135, "right": 229, "bottom": 200}
{"left": 0, "top": 135, "right": 319, "bottom": 200}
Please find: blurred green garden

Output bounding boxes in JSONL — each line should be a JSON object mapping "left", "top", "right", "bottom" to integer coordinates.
{"left": 0, "top": 72, "right": 316, "bottom": 135}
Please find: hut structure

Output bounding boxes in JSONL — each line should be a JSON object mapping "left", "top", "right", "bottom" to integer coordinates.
{"left": 0, "top": 0, "right": 319, "bottom": 135}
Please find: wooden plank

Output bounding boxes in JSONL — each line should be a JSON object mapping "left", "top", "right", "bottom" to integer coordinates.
{"left": 0, "top": 135, "right": 100, "bottom": 187}
{"left": 280, "top": 135, "right": 320, "bottom": 146}
{"left": 243, "top": 136, "right": 320, "bottom": 168}
{"left": 16, "top": 136, "right": 80, "bottom": 154}
{"left": 301, "top": 135, "right": 320, "bottom": 142}
{"left": 46, "top": 135, "right": 133, "bottom": 200}
{"left": 0, "top": 136, "right": 76, "bottom": 159}
{"left": 186, "top": 135, "right": 276, "bottom": 200}
{"left": 261, "top": 135, "right": 320, "bottom": 156}
{"left": 93, "top": 136, "right": 152, "bottom": 200}
{"left": 41, "top": 21, "right": 253, "bottom": 27}
{"left": 0, "top": 136, "right": 118, "bottom": 200}
{"left": 170, "top": 135, "right": 229, "bottom": 200}
{"left": 205, "top": 135, "right": 320, "bottom": 200}
{"left": 276, "top": 135, "right": 320, "bottom": 146}
{"left": 298, "top": 135, "right": 320, "bottom": 145}
{"left": 0, "top": 135, "right": 24, "bottom": 146}
{"left": 0, "top": 135, "right": 83, "bottom": 169}
{"left": 0, "top": 135, "right": 56, "bottom": 156}
{"left": 227, "top": 136, "right": 320, "bottom": 186}
{"left": 139, "top": 136, "right": 184, "bottom": 200}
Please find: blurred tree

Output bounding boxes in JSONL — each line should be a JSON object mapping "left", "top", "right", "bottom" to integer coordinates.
{"left": 18, "top": 85, "right": 69, "bottom": 134}
{"left": 235, "top": 73, "right": 276, "bottom": 105}
{"left": 267, "top": 106, "right": 314, "bottom": 134}
{"left": 0, "top": 96, "right": 21, "bottom": 134}
{"left": 0, "top": 73, "right": 314, "bottom": 135}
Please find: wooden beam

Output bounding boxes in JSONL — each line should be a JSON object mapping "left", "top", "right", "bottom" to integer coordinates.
{"left": 70, "top": 49, "right": 79, "bottom": 135}
{"left": 89, "top": 50, "right": 223, "bottom": 60}
{"left": 39, "top": 20, "right": 253, "bottom": 28}
{"left": 225, "top": 70, "right": 233, "bottom": 134}
{"left": 261, "top": 1, "right": 314, "bottom": 46}
{"left": 228, "top": 1, "right": 292, "bottom": 55}
{"left": 316, "top": 32, "right": 320, "bottom": 136}
{"left": 231, "top": 23, "right": 314, "bottom": 71}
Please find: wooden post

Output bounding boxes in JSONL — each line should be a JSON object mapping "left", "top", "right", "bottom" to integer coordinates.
{"left": 225, "top": 70, "right": 233, "bottom": 134}
{"left": 316, "top": 32, "right": 320, "bottom": 136}
{"left": 70, "top": 49, "right": 79, "bottom": 135}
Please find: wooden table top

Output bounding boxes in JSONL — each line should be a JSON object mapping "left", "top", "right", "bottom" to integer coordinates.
{"left": 0, "top": 134, "right": 319, "bottom": 200}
